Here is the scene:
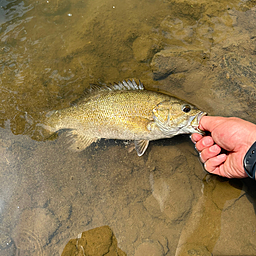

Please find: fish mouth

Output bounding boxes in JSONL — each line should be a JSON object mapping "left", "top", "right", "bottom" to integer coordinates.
{"left": 191, "top": 111, "right": 207, "bottom": 134}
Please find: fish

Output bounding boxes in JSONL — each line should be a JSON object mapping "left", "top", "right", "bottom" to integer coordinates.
{"left": 42, "top": 79, "right": 206, "bottom": 156}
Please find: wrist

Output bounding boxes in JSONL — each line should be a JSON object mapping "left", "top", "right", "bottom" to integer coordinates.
{"left": 243, "top": 141, "right": 256, "bottom": 180}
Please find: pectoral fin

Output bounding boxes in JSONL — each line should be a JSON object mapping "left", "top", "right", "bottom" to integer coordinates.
{"left": 67, "top": 130, "right": 98, "bottom": 152}
{"left": 134, "top": 140, "right": 149, "bottom": 156}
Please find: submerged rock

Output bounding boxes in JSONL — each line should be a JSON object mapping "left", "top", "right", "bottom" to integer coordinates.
{"left": 133, "top": 35, "right": 163, "bottom": 62}
{"left": 151, "top": 48, "right": 208, "bottom": 80}
{"left": 176, "top": 244, "right": 212, "bottom": 256}
{"left": 213, "top": 195, "right": 256, "bottom": 255}
{"left": 61, "top": 226, "right": 126, "bottom": 256}
{"left": 144, "top": 172, "right": 193, "bottom": 222}
{"left": 134, "top": 240, "right": 165, "bottom": 256}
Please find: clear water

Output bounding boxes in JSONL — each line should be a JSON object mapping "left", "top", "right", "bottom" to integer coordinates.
{"left": 0, "top": 0, "right": 256, "bottom": 255}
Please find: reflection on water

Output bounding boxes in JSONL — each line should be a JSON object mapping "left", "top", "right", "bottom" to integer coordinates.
{"left": 0, "top": 0, "right": 256, "bottom": 255}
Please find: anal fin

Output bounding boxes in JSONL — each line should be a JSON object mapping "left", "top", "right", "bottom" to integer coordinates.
{"left": 67, "top": 130, "right": 98, "bottom": 152}
{"left": 134, "top": 140, "right": 149, "bottom": 156}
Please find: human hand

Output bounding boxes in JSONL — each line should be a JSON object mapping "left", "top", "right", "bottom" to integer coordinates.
{"left": 191, "top": 116, "right": 256, "bottom": 179}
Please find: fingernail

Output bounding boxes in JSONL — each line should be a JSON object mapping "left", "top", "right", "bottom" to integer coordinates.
{"left": 209, "top": 144, "right": 218, "bottom": 152}
{"left": 217, "top": 154, "right": 226, "bottom": 159}
{"left": 202, "top": 137, "right": 212, "bottom": 147}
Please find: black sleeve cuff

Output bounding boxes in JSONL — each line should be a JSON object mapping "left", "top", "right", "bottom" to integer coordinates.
{"left": 243, "top": 141, "right": 256, "bottom": 180}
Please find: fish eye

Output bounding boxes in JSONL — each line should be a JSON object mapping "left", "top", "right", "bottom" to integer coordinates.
{"left": 182, "top": 105, "right": 191, "bottom": 113}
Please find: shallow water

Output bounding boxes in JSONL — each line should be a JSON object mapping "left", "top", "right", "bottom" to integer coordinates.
{"left": 1, "top": 0, "right": 256, "bottom": 255}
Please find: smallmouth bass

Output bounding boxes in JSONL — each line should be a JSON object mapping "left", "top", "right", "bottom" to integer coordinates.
{"left": 43, "top": 80, "right": 206, "bottom": 156}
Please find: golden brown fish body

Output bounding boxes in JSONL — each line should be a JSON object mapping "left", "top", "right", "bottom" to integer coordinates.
{"left": 44, "top": 80, "right": 206, "bottom": 156}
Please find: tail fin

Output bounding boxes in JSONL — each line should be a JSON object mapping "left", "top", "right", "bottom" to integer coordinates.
{"left": 23, "top": 110, "right": 58, "bottom": 141}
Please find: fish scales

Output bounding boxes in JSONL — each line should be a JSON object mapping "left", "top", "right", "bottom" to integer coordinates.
{"left": 44, "top": 80, "right": 206, "bottom": 156}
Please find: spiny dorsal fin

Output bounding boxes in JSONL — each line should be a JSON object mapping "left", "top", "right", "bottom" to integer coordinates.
{"left": 71, "top": 79, "right": 144, "bottom": 106}
{"left": 92, "top": 79, "right": 144, "bottom": 92}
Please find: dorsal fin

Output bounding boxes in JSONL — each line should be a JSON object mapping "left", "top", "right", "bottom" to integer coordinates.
{"left": 90, "top": 79, "right": 144, "bottom": 93}
{"left": 71, "top": 79, "right": 144, "bottom": 106}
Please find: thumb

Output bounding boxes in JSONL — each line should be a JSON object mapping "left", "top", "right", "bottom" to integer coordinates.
{"left": 199, "top": 116, "right": 226, "bottom": 132}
